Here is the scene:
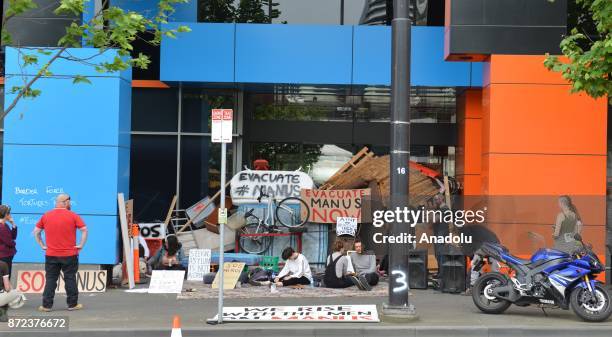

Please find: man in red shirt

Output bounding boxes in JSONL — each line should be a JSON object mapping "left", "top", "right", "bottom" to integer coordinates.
{"left": 33, "top": 194, "right": 88, "bottom": 312}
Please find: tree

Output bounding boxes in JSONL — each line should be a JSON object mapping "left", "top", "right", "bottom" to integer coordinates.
{"left": 1, "top": 0, "right": 192, "bottom": 121}
{"left": 198, "top": 0, "right": 235, "bottom": 23}
{"left": 198, "top": 0, "right": 282, "bottom": 23}
{"left": 544, "top": 0, "right": 611, "bottom": 102}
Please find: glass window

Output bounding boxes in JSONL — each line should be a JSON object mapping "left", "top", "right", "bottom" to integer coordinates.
{"left": 130, "top": 135, "right": 178, "bottom": 222}
{"left": 179, "top": 136, "right": 233, "bottom": 210}
{"left": 181, "top": 88, "right": 236, "bottom": 133}
{"left": 131, "top": 88, "right": 178, "bottom": 132}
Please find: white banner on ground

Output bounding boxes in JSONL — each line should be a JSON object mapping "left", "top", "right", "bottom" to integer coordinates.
{"left": 187, "top": 249, "right": 211, "bottom": 281}
{"left": 215, "top": 305, "right": 379, "bottom": 322}
{"left": 148, "top": 270, "right": 185, "bottom": 294}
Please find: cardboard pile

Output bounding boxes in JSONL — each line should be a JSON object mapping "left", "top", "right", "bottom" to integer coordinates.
{"left": 321, "top": 147, "right": 440, "bottom": 207}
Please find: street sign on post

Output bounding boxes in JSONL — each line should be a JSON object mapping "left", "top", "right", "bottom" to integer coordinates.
{"left": 211, "top": 108, "right": 233, "bottom": 324}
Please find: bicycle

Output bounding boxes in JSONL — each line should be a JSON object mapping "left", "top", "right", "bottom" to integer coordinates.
{"left": 238, "top": 190, "right": 310, "bottom": 254}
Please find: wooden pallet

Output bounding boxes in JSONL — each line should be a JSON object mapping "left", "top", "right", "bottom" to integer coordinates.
{"left": 320, "top": 147, "right": 375, "bottom": 190}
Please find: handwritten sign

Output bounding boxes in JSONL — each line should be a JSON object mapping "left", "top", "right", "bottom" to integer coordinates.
{"left": 148, "top": 270, "right": 185, "bottom": 294}
{"left": 230, "top": 170, "right": 314, "bottom": 205}
{"left": 211, "top": 262, "right": 245, "bottom": 289}
{"left": 336, "top": 217, "right": 357, "bottom": 236}
{"left": 301, "top": 189, "right": 370, "bottom": 223}
{"left": 138, "top": 222, "right": 166, "bottom": 239}
{"left": 17, "top": 270, "right": 107, "bottom": 294}
{"left": 187, "top": 249, "right": 211, "bottom": 281}
{"left": 216, "top": 305, "right": 380, "bottom": 322}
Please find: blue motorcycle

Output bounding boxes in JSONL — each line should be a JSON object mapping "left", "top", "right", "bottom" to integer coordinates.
{"left": 471, "top": 234, "right": 611, "bottom": 322}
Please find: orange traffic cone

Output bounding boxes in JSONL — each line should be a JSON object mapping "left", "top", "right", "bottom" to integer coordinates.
{"left": 171, "top": 315, "right": 182, "bottom": 337}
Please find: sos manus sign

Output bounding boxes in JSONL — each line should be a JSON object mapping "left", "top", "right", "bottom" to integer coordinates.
{"left": 138, "top": 222, "right": 166, "bottom": 239}
{"left": 17, "top": 270, "right": 107, "bottom": 294}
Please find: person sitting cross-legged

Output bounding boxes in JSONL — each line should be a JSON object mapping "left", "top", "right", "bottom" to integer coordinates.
{"left": 349, "top": 239, "right": 379, "bottom": 287}
{"left": 274, "top": 247, "right": 312, "bottom": 288}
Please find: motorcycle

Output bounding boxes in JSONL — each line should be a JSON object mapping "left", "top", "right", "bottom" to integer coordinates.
{"left": 471, "top": 233, "right": 611, "bottom": 322}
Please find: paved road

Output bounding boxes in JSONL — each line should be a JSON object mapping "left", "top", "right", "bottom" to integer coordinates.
{"left": 1, "top": 288, "right": 611, "bottom": 336}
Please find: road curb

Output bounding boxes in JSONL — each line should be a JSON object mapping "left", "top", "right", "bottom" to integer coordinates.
{"left": 2, "top": 325, "right": 612, "bottom": 337}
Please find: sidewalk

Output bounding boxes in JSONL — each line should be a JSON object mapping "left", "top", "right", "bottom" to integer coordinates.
{"left": 1, "top": 286, "right": 611, "bottom": 337}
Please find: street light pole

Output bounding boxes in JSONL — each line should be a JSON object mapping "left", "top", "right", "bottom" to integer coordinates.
{"left": 383, "top": 0, "right": 417, "bottom": 320}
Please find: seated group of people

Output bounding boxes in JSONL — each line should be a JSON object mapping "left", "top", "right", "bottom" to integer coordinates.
{"left": 274, "top": 239, "right": 379, "bottom": 290}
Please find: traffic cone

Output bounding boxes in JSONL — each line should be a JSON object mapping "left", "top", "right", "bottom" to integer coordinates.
{"left": 171, "top": 315, "right": 182, "bottom": 337}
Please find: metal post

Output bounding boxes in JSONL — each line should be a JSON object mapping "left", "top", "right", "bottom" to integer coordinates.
{"left": 217, "top": 142, "right": 227, "bottom": 324}
{"left": 382, "top": 0, "right": 417, "bottom": 320}
{"left": 340, "top": 0, "right": 345, "bottom": 25}
{"left": 269, "top": 0, "right": 273, "bottom": 23}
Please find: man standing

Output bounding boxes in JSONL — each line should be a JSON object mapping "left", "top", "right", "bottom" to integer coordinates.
{"left": 34, "top": 194, "right": 88, "bottom": 312}
{"left": 350, "top": 239, "right": 379, "bottom": 286}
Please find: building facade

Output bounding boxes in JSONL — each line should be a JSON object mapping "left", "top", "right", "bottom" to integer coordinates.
{"left": 1, "top": 0, "right": 609, "bottom": 282}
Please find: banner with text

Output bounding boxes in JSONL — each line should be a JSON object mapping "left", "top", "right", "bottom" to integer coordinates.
{"left": 17, "top": 270, "right": 107, "bottom": 294}
{"left": 217, "top": 305, "right": 379, "bottom": 322}
{"left": 300, "top": 189, "right": 370, "bottom": 223}
{"left": 231, "top": 170, "right": 314, "bottom": 205}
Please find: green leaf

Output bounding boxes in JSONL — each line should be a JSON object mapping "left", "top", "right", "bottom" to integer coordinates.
{"left": 72, "top": 75, "right": 92, "bottom": 85}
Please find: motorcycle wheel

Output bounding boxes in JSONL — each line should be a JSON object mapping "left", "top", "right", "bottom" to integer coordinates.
{"left": 570, "top": 284, "right": 612, "bottom": 322}
{"left": 472, "top": 272, "right": 512, "bottom": 314}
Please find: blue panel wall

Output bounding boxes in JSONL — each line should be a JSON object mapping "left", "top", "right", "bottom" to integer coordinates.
{"left": 235, "top": 24, "right": 353, "bottom": 84}
{"left": 111, "top": 0, "right": 197, "bottom": 22}
{"left": 352, "top": 25, "right": 391, "bottom": 85}
{"left": 160, "top": 23, "right": 235, "bottom": 82}
{"left": 161, "top": 23, "right": 483, "bottom": 87}
{"left": 2, "top": 47, "right": 131, "bottom": 264}
{"left": 12, "top": 215, "right": 118, "bottom": 264}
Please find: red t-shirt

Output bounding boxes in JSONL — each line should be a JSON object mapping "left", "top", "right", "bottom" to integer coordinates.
{"left": 36, "top": 208, "right": 86, "bottom": 257}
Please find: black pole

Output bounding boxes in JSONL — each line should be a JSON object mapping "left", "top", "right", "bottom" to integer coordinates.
{"left": 340, "top": 0, "right": 345, "bottom": 25}
{"left": 268, "top": 0, "right": 273, "bottom": 23}
{"left": 383, "top": 0, "right": 416, "bottom": 319}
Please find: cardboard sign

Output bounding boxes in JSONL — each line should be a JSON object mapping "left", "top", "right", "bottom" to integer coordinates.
{"left": 185, "top": 197, "right": 215, "bottom": 227}
{"left": 17, "top": 270, "right": 107, "bottom": 294}
{"left": 187, "top": 249, "right": 211, "bottom": 281}
{"left": 301, "top": 189, "right": 370, "bottom": 223}
{"left": 211, "top": 262, "right": 245, "bottom": 289}
{"left": 336, "top": 217, "right": 357, "bottom": 236}
{"left": 212, "top": 109, "right": 233, "bottom": 143}
{"left": 217, "top": 305, "right": 379, "bottom": 322}
{"left": 230, "top": 170, "right": 314, "bottom": 205}
{"left": 148, "top": 270, "right": 185, "bottom": 294}
{"left": 125, "top": 199, "right": 134, "bottom": 227}
{"left": 139, "top": 222, "right": 166, "bottom": 239}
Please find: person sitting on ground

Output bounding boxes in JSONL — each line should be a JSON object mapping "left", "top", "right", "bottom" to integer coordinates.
{"left": 0, "top": 260, "right": 22, "bottom": 322}
{"left": 350, "top": 239, "right": 379, "bottom": 286}
{"left": 324, "top": 240, "right": 369, "bottom": 290}
{"left": 274, "top": 247, "right": 312, "bottom": 287}
{"left": 148, "top": 234, "right": 185, "bottom": 271}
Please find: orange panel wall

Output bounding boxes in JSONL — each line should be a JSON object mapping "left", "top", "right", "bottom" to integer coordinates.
{"left": 456, "top": 89, "right": 483, "bottom": 196}
{"left": 480, "top": 55, "right": 607, "bottom": 263}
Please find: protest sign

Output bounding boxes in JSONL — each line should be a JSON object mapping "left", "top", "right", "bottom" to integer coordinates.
{"left": 230, "top": 170, "right": 314, "bottom": 205}
{"left": 187, "top": 249, "right": 211, "bottom": 281}
{"left": 301, "top": 189, "right": 370, "bottom": 223}
{"left": 336, "top": 217, "right": 357, "bottom": 236}
{"left": 216, "top": 305, "right": 379, "bottom": 322}
{"left": 17, "top": 270, "right": 107, "bottom": 294}
{"left": 148, "top": 270, "right": 185, "bottom": 294}
{"left": 139, "top": 222, "right": 166, "bottom": 239}
{"left": 211, "top": 262, "right": 245, "bottom": 289}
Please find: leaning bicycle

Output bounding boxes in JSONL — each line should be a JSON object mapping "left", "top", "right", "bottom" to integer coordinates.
{"left": 238, "top": 191, "right": 310, "bottom": 254}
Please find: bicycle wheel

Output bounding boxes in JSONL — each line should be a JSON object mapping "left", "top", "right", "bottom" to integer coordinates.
{"left": 275, "top": 197, "right": 310, "bottom": 228}
{"left": 239, "top": 223, "right": 272, "bottom": 254}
